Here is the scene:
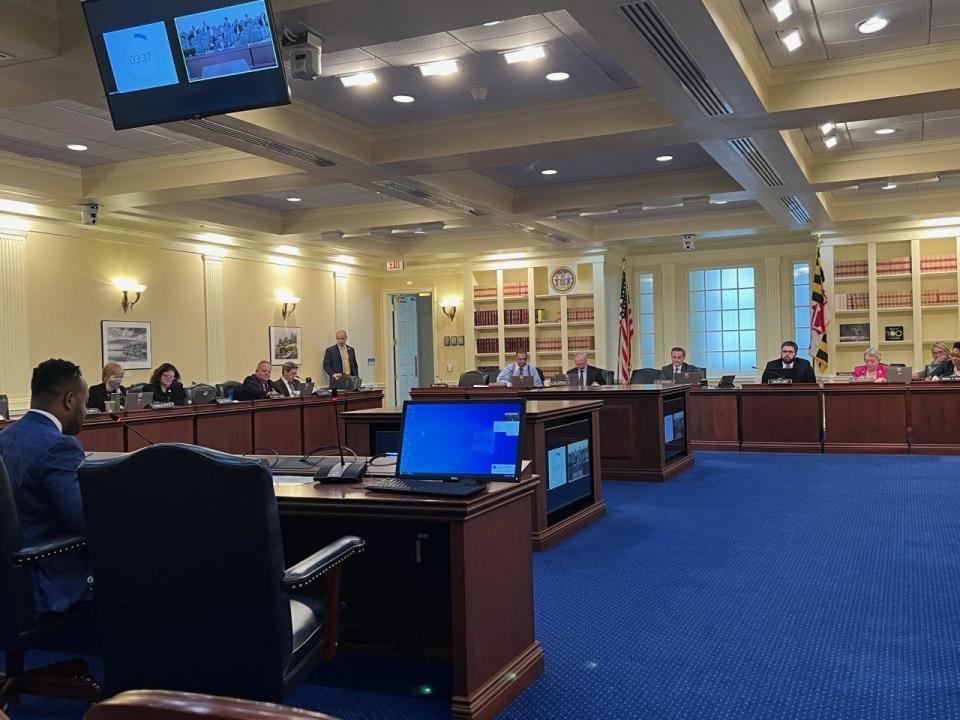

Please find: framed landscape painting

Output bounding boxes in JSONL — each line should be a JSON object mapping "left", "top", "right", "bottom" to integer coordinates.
{"left": 269, "top": 326, "right": 302, "bottom": 364}
{"left": 101, "top": 320, "right": 152, "bottom": 370}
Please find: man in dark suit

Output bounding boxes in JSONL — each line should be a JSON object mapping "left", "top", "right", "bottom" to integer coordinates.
{"left": 323, "top": 329, "right": 359, "bottom": 383}
{"left": 661, "top": 346, "right": 694, "bottom": 382}
{"left": 271, "top": 361, "right": 302, "bottom": 396}
{"left": 0, "top": 358, "right": 91, "bottom": 613}
{"left": 239, "top": 360, "right": 279, "bottom": 400}
{"left": 762, "top": 340, "right": 817, "bottom": 383}
{"left": 567, "top": 352, "right": 605, "bottom": 386}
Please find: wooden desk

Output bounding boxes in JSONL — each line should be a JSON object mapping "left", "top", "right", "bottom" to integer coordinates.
{"left": 909, "top": 383, "right": 960, "bottom": 454}
{"left": 275, "top": 475, "right": 543, "bottom": 720}
{"left": 739, "top": 384, "right": 822, "bottom": 452}
{"left": 687, "top": 387, "right": 740, "bottom": 451}
{"left": 344, "top": 400, "right": 607, "bottom": 551}
{"left": 822, "top": 383, "right": 908, "bottom": 453}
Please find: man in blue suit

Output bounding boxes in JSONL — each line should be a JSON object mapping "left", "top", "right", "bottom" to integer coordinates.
{"left": 322, "top": 329, "right": 359, "bottom": 383}
{"left": 0, "top": 358, "right": 91, "bottom": 613}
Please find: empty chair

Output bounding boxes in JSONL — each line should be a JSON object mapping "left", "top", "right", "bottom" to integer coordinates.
{"left": 599, "top": 369, "right": 615, "bottom": 385}
{"left": 630, "top": 368, "right": 661, "bottom": 384}
{"left": 458, "top": 370, "right": 488, "bottom": 387}
{"left": 219, "top": 380, "right": 243, "bottom": 399}
{"left": 79, "top": 444, "right": 365, "bottom": 702}
{"left": 0, "top": 456, "right": 100, "bottom": 707}
{"left": 85, "top": 689, "right": 341, "bottom": 720}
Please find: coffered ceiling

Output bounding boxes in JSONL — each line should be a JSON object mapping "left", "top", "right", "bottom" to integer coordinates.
{"left": 4, "top": 0, "right": 960, "bottom": 270}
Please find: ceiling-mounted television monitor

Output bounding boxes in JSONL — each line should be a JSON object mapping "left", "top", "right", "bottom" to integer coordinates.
{"left": 82, "top": 0, "right": 290, "bottom": 130}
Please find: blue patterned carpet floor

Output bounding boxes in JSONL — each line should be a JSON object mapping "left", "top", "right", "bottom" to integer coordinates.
{"left": 8, "top": 451, "right": 960, "bottom": 719}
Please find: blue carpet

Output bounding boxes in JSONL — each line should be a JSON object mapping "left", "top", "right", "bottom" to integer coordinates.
{"left": 9, "top": 452, "right": 960, "bottom": 719}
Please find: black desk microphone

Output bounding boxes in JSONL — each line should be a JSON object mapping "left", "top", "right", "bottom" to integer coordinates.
{"left": 313, "top": 389, "right": 367, "bottom": 483}
{"left": 110, "top": 413, "right": 156, "bottom": 447}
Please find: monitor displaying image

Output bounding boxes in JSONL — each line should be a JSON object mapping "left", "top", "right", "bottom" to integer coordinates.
{"left": 102, "top": 22, "right": 180, "bottom": 93}
{"left": 663, "top": 396, "right": 688, "bottom": 461}
{"left": 544, "top": 419, "right": 594, "bottom": 520}
{"left": 174, "top": 1, "right": 279, "bottom": 82}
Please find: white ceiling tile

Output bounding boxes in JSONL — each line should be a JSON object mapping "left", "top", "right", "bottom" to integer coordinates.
{"left": 817, "top": 1, "right": 927, "bottom": 44}
{"left": 930, "top": 23, "right": 960, "bottom": 41}
{"left": 847, "top": 119, "right": 922, "bottom": 146}
{"left": 923, "top": 116, "right": 960, "bottom": 139}
{"left": 464, "top": 28, "right": 563, "bottom": 54}
{"left": 932, "top": 0, "right": 960, "bottom": 25}
{"left": 363, "top": 32, "right": 461, "bottom": 59}
{"left": 448, "top": 14, "right": 554, "bottom": 43}
{"left": 825, "top": 30, "right": 930, "bottom": 58}
{"left": 814, "top": 0, "right": 910, "bottom": 11}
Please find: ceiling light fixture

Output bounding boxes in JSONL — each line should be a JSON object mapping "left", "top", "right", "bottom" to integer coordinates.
{"left": 286, "top": 196, "right": 302, "bottom": 203}
{"left": 779, "top": 28, "right": 803, "bottom": 52}
{"left": 824, "top": 135, "right": 838, "bottom": 149}
{"left": 656, "top": 155, "right": 673, "bottom": 162}
{"left": 540, "top": 168, "right": 558, "bottom": 176}
{"left": 769, "top": 0, "right": 793, "bottom": 22}
{"left": 482, "top": 20, "right": 503, "bottom": 26}
{"left": 554, "top": 209, "right": 583, "bottom": 219}
{"left": 710, "top": 198, "right": 728, "bottom": 205}
{"left": 502, "top": 45, "right": 546, "bottom": 64}
{"left": 545, "top": 72, "right": 570, "bottom": 82}
{"left": 392, "top": 94, "right": 415, "bottom": 103}
{"left": 881, "top": 182, "right": 897, "bottom": 191}
{"left": 418, "top": 59, "right": 459, "bottom": 77}
{"left": 856, "top": 16, "right": 888, "bottom": 34}
{"left": 339, "top": 71, "right": 378, "bottom": 87}
{"left": 874, "top": 127, "right": 897, "bottom": 135}
{"left": 66, "top": 143, "right": 88, "bottom": 152}
{"left": 819, "top": 122, "right": 835, "bottom": 135}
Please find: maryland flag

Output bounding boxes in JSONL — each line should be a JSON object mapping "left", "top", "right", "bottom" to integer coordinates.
{"left": 810, "top": 245, "right": 829, "bottom": 372}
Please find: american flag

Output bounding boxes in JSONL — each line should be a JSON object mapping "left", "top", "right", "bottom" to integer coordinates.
{"left": 810, "top": 244, "right": 829, "bottom": 373}
{"left": 617, "top": 258, "right": 634, "bottom": 384}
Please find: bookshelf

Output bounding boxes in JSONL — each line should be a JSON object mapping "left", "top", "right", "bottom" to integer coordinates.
{"left": 464, "top": 261, "right": 606, "bottom": 378}
{"left": 826, "top": 237, "right": 960, "bottom": 372}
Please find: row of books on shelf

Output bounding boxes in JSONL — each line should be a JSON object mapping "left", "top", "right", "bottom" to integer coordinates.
{"left": 474, "top": 309, "right": 532, "bottom": 326}
{"left": 921, "top": 289, "right": 959, "bottom": 305}
{"left": 836, "top": 256, "right": 958, "bottom": 278}
{"left": 567, "top": 307, "right": 594, "bottom": 321}
{"left": 569, "top": 335, "right": 595, "bottom": 350}
{"left": 877, "top": 290, "right": 911, "bottom": 308}
{"left": 477, "top": 336, "right": 594, "bottom": 353}
{"left": 836, "top": 288, "right": 958, "bottom": 311}
{"left": 541, "top": 366, "right": 563, "bottom": 376}
{"left": 537, "top": 338, "right": 562, "bottom": 351}
{"left": 835, "top": 292, "right": 869, "bottom": 310}
{"left": 473, "top": 282, "right": 529, "bottom": 299}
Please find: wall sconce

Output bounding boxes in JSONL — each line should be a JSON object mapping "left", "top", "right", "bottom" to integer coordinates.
{"left": 440, "top": 298, "right": 459, "bottom": 322}
{"left": 276, "top": 291, "right": 300, "bottom": 320}
{"left": 114, "top": 279, "right": 146, "bottom": 313}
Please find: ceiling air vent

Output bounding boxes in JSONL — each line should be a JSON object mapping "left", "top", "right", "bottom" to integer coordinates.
{"left": 372, "top": 179, "right": 483, "bottom": 216}
{"left": 184, "top": 118, "right": 336, "bottom": 168}
{"left": 727, "top": 137, "right": 783, "bottom": 187}
{"left": 781, "top": 196, "right": 811, "bottom": 225}
{"left": 618, "top": 1, "right": 732, "bottom": 117}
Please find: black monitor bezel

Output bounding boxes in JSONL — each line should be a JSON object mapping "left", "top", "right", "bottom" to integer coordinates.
{"left": 396, "top": 399, "right": 526, "bottom": 483}
{"left": 81, "top": 0, "right": 290, "bottom": 130}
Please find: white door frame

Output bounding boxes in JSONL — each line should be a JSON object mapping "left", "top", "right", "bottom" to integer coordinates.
{"left": 381, "top": 286, "right": 438, "bottom": 407}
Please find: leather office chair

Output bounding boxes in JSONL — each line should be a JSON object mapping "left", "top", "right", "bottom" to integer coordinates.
{"left": 599, "top": 369, "right": 615, "bottom": 385}
{"left": 458, "top": 370, "right": 488, "bottom": 387}
{"left": 78, "top": 444, "right": 365, "bottom": 703}
{"left": 219, "top": 380, "right": 243, "bottom": 399}
{"left": 85, "top": 689, "right": 341, "bottom": 720}
{"left": 630, "top": 368, "right": 661, "bottom": 384}
{"left": 0, "top": 456, "right": 101, "bottom": 707}
{"left": 535, "top": 367, "right": 545, "bottom": 385}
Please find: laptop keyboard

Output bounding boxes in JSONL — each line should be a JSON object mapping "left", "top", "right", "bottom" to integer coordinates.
{"left": 365, "top": 478, "right": 486, "bottom": 497}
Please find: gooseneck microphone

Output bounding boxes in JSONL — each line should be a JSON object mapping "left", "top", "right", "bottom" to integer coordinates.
{"left": 312, "top": 388, "right": 367, "bottom": 483}
{"left": 110, "top": 413, "right": 156, "bottom": 447}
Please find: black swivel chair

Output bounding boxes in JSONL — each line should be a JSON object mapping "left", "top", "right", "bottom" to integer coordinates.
{"left": 630, "top": 368, "right": 661, "bottom": 384}
{"left": 78, "top": 444, "right": 365, "bottom": 702}
{"left": 458, "top": 370, "right": 488, "bottom": 387}
{"left": 534, "top": 367, "right": 545, "bottom": 385}
{"left": 599, "top": 369, "right": 615, "bottom": 385}
{"left": 0, "top": 456, "right": 101, "bottom": 707}
{"left": 219, "top": 380, "right": 243, "bottom": 400}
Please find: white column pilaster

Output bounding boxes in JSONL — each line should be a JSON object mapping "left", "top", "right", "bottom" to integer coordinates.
{"left": 0, "top": 231, "right": 30, "bottom": 410}
{"left": 203, "top": 256, "right": 226, "bottom": 383}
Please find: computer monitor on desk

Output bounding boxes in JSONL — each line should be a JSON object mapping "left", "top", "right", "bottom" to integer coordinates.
{"left": 545, "top": 418, "right": 594, "bottom": 523}
{"left": 397, "top": 400, "right": 525, "bottom": 483}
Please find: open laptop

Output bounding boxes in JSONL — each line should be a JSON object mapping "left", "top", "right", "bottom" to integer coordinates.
{"left": 191, "top": 385, "right": 217, "bottom": 405}
{"left": 124, "top": 391, "right": 153, "bottom": 411}
{"left": 887, "top": 366, "right": 912, "bottom": 383}
{"left": 676, "top": 371, "right": 702, "bottom": 385}
{"left": 508, "top": 375, "right": 535, "bottom": 388}
{"left": 366, "top": 399, "right": 526, "bottom": 497}
{"left": 717, "top": 375, "right": 736, "bottom": 389}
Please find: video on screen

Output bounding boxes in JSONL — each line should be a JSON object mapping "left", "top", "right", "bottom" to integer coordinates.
{"left": 175, "top": 0, "right": 278, "bottom": 82}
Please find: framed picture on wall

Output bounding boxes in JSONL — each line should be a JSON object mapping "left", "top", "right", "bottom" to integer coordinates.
{"left": 269, "top": 326, "right": 302, "bottom": 364}
{"left": 839, "top": 323, "right": 870, "bottom": 343}
{"left": 101, "top": 320, "right": 152, "bottom": 370}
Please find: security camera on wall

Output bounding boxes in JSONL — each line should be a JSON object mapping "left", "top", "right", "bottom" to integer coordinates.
{"left": 80, "top": 203, "right": 99, "bottom": 226}
{"left": 682, "top": 234, "right": 696, "bottom": 252}
{"left": 282, "top": 27, "right": 322, "bottom": 80}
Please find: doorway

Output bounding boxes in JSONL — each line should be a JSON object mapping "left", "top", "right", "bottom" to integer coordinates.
{"left": 390, "top": 293, "right": 435, "bottom": 403}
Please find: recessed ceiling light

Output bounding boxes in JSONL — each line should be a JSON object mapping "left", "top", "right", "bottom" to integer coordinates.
{"left": 541, "top": 169, "right": 558, "bottom": 176}
{"left": 339, "top": 71, "right": 377, "bottom": 87}
{"left": 545, "top": 72, "right": 570, "bottom": 82}
{"left": 881, "top": 182, "right": 897, "bottom": 190}
{"left": 710, "top": 198, "right": 728, "bottom": 205}
{"left": 392, "top": 94, "right": 415, "bottom": 103}
{"left": 779, "top": 28, "right": 803, "bottom": 52}
{"left": 824, "top": 135, "right": 838, "bottom": 149}
{"left": 874, "top": 127, "right": 897, "bottom": 135}
{"left": 418, "top": 59, "right": 459, "bottom": 77}
{"left": 502, "top": 45, "right": 546, "bottom": 65}
{"left": 769, "top": 0, "right": 793, "bottom": 22}
{"left": 819, "top": 122, "right": 835, "bottom": 135}
{"left": 66, "top": 143, "right": 88, "bottom": 152}
{"left": 857, "top": 16, "right": 888, "bottom": 34}
{"left": 656, "top": 155, "right": 673, "bottom": 162}
{"left": 286, "top": 196, "right": 302, "bottom": 203}
{"left": 482, "top": 20, "right": 503, "bottom": 26}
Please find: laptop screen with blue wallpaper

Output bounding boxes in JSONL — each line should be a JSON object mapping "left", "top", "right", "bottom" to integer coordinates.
{"left": 397, "top": 401, "right": 525, "bottom": 482}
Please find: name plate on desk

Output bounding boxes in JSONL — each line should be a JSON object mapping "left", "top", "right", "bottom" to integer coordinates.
{"left": 768, "top": 378, "right": 793, "bottom": 384}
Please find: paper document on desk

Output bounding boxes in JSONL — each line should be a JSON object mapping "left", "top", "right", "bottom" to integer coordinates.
{"left": 273, "top": 475, "right": 314, "bottom": 485}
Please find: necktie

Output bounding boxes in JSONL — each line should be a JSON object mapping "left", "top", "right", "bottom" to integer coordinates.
{"left": 579, "top": 368, "right": 585, "bottom": 385}
{"left": 340, "top": 346, "right": 351, "bottom": 375}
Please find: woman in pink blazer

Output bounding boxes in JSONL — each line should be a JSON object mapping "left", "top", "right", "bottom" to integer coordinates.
{"left": 853, "top": 347, "right": 888, "bottom": 383}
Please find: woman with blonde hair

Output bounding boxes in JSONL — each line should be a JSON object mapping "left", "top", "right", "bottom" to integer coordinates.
{"left": 86, "top": 361, "right": 126, "bottom": 410}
